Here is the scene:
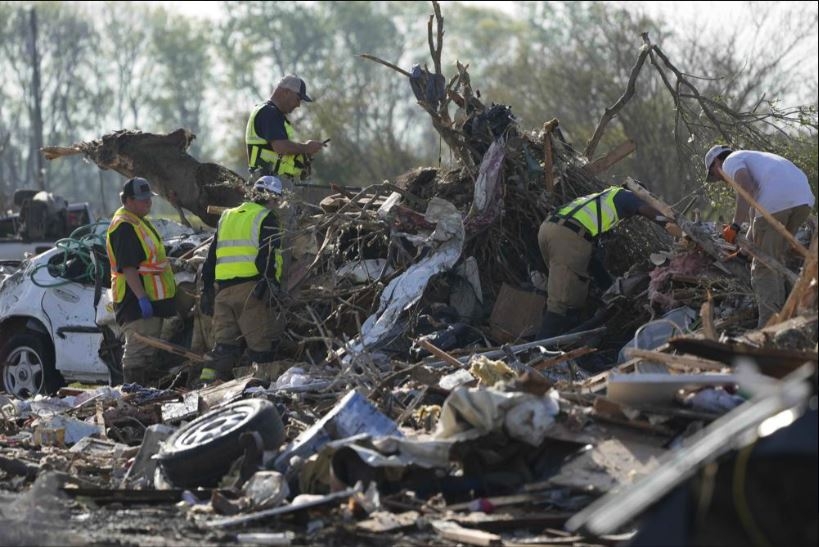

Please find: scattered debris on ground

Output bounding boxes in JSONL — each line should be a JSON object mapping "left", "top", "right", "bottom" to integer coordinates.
{"left": 3, "top": 2, "right": 817, "bottom": 545}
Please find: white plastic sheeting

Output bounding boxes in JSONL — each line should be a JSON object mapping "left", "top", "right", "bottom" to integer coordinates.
{"left": 342, "top": 197, "right": 464, "bottom": 360}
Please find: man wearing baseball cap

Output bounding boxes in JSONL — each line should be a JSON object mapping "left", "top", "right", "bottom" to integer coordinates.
{"left": 705, "top": 145, "right": 815, "bottom": 326}
{"left": 245, "top": 74, "right": 326, "bottom": 183}
{"left": 198, "top": 175, "right": 287, "bottom": 384}
{"left": 105, "top": 177, "right": 177, "bottom": 385}
{"left": 246, "top": 74, "right": 328, "bottom": 289}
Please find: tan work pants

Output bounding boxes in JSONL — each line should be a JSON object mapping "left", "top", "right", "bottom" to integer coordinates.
{"left": 750, "top": 204, "right": 811, "bottom": 327}
{"left": 121, "top": 317, "right": 163, "bottom": 376}
{"left": 212, "top": 280, "right": 279, "bottom": 353}
{"left": 537, "top": 220, "right": 593, "bottom": 316}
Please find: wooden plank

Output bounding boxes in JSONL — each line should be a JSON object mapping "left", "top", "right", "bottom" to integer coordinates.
{"left": 668, "top": 335, "right": 817, "bottom": 378}
{"left": 585, "top": 139, "right": 636, "bottom": 175}
{"left": 430, "top": 520, "right": 502, "bottom": 547}
{"left": 700, "top": 291, "right": 716, "bottom": 341}
{"left": 131, "top": 331, "right": 205, "bottom": 363}
{"left": 623, "top": 347, "right": 727, "bottom": 371}
{"left": 416, "top": 338, "right": 463, "bottom": 368}
{"left": 767, "top": 233, "right": 818, "bottom": 325}
{"left": 531, "top": 346, "right": 595, "bottom": 370}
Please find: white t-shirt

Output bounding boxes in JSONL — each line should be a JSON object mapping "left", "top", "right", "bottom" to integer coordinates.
{"left": 722, "top": 150, "right": 815, "bottom": 216}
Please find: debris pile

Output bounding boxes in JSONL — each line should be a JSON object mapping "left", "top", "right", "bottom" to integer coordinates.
{"left": 3, "top": 2, "right": 817, "bottom": 545}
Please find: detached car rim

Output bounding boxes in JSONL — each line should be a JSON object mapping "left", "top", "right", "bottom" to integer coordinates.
{"left": 3, "top": 345, "right": 45, "bottom": 398}
{"left": 172, "top": 401, "right": 259, "bottom": 449}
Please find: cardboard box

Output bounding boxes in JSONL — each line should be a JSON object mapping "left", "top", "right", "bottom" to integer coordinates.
{"left": 489, "top": 283, "right": 545, "bottom": 343}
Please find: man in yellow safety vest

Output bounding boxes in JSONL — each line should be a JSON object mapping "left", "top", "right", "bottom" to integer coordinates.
{"left": 537, "top": 184, "right": 681, "bottom": 338}
{"left": 198, "top": 176, "right": 286, "bottom": 383}
{"left": 105, "top": 177, "right": 177, "bottom": 385}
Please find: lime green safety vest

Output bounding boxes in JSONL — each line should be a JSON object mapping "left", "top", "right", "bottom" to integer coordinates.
{"left": 215, "top": 202, "right": 283, "bottom": 282}
{"left": 557, "top": 186, "right": 623, "bottom": 237}
{"left": 106, "top": 207, "right": 176, "bottom": 304}
{"left": 245, "top": 103, "right": 305, "bottom": 177}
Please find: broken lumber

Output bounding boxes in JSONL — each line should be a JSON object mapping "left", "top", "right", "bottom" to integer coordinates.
{"left": 130, "top": 332, "right": 205, "bottom": 362}
{"left": 585, "top": 139, "right": 636, "bottom": 176}
{"left": 430, "top": 520, "right": 502, "bottom": 547}
{"left": 668, "top": 335, "right": 818, "bottom": 378}
{"left": 623, "top": 347, "right": 726, "bottom": 371}
{"left": 624, "top": 177, "right": 750, "bottom": 284}
{"left": 767, "top": 233, "right": 818, "bottom": 326}
{"left": 735, "top": 234, "right": 798, "bottom": 285}
{"left": 416, "top": 338, "right": 463, "bottom": 368}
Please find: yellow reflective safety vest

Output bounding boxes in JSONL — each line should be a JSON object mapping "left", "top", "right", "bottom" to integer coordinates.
{"left": 215, "top": 202, "right": 283, "bottom": 283}
{"left": 245, "top": 102, "right": 305, "bottom": 177}
{"left": 106, "top": 207, "right": 176, "bottom": 304}
{"left": 557, "top": 186, "right": 623, "bottom": 237}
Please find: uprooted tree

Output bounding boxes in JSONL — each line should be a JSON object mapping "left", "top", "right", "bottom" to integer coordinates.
{"left": 42, "top": 128, "right": 246, "bottom": 228}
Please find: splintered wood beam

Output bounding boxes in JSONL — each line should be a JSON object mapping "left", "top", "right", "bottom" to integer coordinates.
{"left": 623, "top": 347, "right": 727, "bottom": 371}
{"left": 624, "top": 177, "right": 750, "bottom": 285}
{"left": 735, "top": 234, "right": 798, "bottom": 285}
{"left": 585, "top": 139, "right": 636, "bottom": 175}
{"left": 700, "top": 291, "right": 716, "bottom": 340}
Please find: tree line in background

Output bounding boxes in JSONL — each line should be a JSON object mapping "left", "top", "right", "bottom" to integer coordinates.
{"left": 0, "top": 0, "right": 816, "bottom": 221}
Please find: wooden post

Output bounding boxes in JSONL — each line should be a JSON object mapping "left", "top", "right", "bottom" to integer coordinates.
{"left": 542, "top": 119, "right": 558, "bottom": 192}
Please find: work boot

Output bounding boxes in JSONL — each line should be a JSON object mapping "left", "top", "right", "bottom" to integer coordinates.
{"left": 200, "top": 344, "right": 242, "bottom": 385}
{"left": 122, "top": 367, "right": 150, "bottom": 387}
{"left": 537, "top": 311, "right": 570, "bottom": 340}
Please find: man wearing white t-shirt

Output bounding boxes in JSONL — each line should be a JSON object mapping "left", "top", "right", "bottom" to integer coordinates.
{"left": 705, "top": 145, "right": 815, "bottom": 326}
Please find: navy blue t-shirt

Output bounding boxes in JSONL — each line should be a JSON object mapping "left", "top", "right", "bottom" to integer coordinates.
{"left": 612, "top": 189, "right": 644, "bottom": 219}
{"left": 254, "top": 102, "right": 289, "bottom": 143}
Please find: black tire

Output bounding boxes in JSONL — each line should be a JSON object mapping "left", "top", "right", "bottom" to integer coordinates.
{"left": 0, "top": 332, "right": 64, "bottom": 398}
{"left": 157, "top": 398, "right": 285, "bottom": 488}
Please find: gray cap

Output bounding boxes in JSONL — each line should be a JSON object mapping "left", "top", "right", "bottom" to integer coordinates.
{"left": 277, "top": 74, "right": 313, "bottom": 102}
{"left": 121, "top": 177, "right": 157, "bottom": 200}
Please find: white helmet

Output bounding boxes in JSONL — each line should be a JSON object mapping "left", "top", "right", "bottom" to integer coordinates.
{"left": 253, "top": 175, "right": 283, "bottom": 196}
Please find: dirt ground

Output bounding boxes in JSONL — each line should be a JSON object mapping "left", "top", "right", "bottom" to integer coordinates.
{"left": 0, "top": 472, "right": 427, "bottom": 547}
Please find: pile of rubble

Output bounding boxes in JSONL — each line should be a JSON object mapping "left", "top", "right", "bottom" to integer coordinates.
{"left": 3, "top": 4, "right": 817, "bottom": 544}
{"left": 3, "top": 101, "right": 818, "bottom": 546}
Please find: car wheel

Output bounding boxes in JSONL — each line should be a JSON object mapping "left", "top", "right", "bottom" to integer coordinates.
{"left": 157, "top": 398, "right": 285, "bottom": 488}
{"left": 0, "top": 332, "right": 64, "bottom": 398}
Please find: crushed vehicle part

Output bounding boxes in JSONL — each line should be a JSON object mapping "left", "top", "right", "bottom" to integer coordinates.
{"left": 0, "top": 219, "right": 211, "bottom": 397}
{"left": 0, "top": 331, "right": 63, "bottom": 397}
{"left": 157, "top": 398, "right": 285, "bottom": 488}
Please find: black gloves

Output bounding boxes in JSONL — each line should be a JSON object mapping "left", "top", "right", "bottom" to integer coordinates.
{"left": 200, "top": 288, "right": 214, "bottom": 316}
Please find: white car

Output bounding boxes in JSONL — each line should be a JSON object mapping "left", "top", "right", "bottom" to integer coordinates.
{"left": 0, "top": 220, "right": 210, "bottom": 398}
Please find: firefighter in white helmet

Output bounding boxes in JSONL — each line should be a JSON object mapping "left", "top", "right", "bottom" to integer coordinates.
{"left": 198, "top": 175, "right": 286, "bottom": 383}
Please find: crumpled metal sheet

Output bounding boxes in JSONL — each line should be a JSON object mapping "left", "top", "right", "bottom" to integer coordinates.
{"left": 342, "top": 198, "right": 464, "bottom": 360}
